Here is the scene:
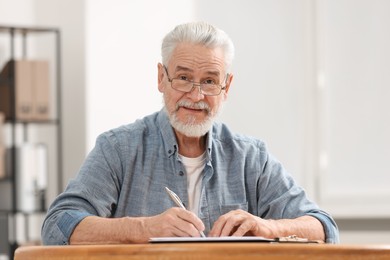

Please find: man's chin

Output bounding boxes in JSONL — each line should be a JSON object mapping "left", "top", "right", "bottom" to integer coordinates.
{"left": 164, "top": 106, "right": 215, "bottom": 137}
{"left": 176, "top": 112, "right": 208, "bottom": 124}
{"left": 171, "top": 120, "right": 212, "bottom": 138}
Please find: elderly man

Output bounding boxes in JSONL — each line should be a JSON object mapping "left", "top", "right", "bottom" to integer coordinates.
{"left": 42, "top": 21, "right": 339, "bottom": 245}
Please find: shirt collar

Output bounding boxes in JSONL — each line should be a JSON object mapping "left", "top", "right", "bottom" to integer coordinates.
{"left": 157, "top": 109, "right": 213, "bottom": 161}
{"left": 157, "top": 109, "right": 178, "bottom": 157}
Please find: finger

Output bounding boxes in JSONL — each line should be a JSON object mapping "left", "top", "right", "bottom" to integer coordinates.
{"left": 158, "top": 209, "right": 186, "bottom": 237}
{"left": 170, "top": 224, "right": 191, "bottom": 237}
{"left": 176, "top": 209, "right": 205, "bottom": 236}
{"left": 210, "top": 210, "right": 249, "bottom": 237}
{"left": 172, "top": 219, "right": 200, "bottom": 237}
{"left": 209, "top": 214, "right": 228, "bottom": 237}
{"left": 158, "top": 208, "right": 199, "bottom": 237}
{"left": 220, "top": 214, "right": 244, "bottom": 236}
{"left": 175, "top": 216, "right": 204, "bottom": 237}
{"left": 231, "top": 220, "right": 252, "bottom": 236}
{"left": 161, "top": 207, "right": 203, "bottom": 237}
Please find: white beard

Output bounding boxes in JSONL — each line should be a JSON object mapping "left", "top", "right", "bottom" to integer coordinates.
{"left": 163, "top": 97, "right": 222, "bottom": 137}
{"left": 168, "top": 110, "right": 213, "bottom": 137}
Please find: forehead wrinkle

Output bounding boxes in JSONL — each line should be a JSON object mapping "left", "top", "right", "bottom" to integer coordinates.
{"left": 174, "top": 65, "right": 220, "bottom": 77}
{"left": 170, "top": 44, "right": 225, "bottom": 77}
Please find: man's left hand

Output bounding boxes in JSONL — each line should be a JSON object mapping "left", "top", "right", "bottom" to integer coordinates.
{"left": 208, "top": 209, "right": 274, "bottom": 237}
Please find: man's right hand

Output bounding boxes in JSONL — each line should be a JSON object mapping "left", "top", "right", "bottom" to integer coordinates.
{"left": 70, "top": 208, "right": 205, "bottom": 245}
{"left": 142, "top": 207, "right": 205, "bottom": 238}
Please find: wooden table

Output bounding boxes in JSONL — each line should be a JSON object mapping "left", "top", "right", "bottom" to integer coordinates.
{"left": 14, "top": 243, "right": 390, "bottom": 260}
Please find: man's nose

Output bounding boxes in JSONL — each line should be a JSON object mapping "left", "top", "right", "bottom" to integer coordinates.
{"left": 187, "top": 84, "right": 204, "bottom": 100}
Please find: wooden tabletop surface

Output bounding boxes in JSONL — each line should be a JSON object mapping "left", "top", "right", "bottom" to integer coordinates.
{"left": 14, "top": 242, "right": 390, "bottom": 260}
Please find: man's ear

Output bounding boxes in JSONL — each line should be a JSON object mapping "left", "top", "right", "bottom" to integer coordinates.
{"left": 157, "top": 63, "right": 165, "bottom": 93}
{"left": 222, "top": 73, "right": 233, "bottom": 100}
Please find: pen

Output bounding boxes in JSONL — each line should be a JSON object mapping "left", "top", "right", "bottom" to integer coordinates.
{"left": 165, "top": 187, "right": 206, "bottom": 238}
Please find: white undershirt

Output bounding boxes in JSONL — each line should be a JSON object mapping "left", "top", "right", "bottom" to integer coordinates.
{"left": 179, "top": 152, "right": 206, "bottom": 215}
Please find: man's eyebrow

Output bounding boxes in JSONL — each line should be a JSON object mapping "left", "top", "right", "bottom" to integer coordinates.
{"left": 205, "top": 71, "right": 221, "bottom": 77}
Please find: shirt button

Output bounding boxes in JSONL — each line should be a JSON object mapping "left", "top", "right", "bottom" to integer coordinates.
{"left": 179, "top": 171, "right": 184, "bottom": 176}
{"left": 168, "top": 149, "right": 172, "bottom": 154}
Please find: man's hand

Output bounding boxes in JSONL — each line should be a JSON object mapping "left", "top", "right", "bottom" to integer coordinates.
{"left": 208, "top": 209, "right": 325, "bottom": 242}
{"left": 70, "top": 208, "right": 205, "bottom": 245}
{"left": 209, "top": 209, "right": 274, "bottom": 237}
{"left": 143, "top": 207, "right": 205, "bottom": 238}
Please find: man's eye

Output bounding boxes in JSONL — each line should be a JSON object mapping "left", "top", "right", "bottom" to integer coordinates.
{"left": 179, "top": 75, "right": 189, "bottom": 81}
{"left": 203, "top": 79, "right": 216, "bottom": 84}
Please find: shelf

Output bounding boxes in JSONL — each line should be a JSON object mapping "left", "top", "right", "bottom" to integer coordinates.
{"left": 0, "top": 25, "right": 58, "bottom": 34}
{"left": 0, "top": 24, "right": 62, "bottom": 259}
{"left": 0, "top": 177, "right": 12, "bottom": 183}
{"left": 4, "top": 119, "right": 60, "bottom": 125}
{"left": 0, "top": 209, "right": 47, "bottom": 215}
{"left": 0, "top": 78, "right": 11, "bottom": 85}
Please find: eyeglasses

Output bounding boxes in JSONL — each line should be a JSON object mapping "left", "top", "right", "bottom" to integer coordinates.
{"left": 163, "top": 66, "right": 227, "bottom": 96}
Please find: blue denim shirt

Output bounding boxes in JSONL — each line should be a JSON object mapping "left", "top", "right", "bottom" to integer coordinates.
{"left": 41, "top": 110, "right": 339, "bottom": 244}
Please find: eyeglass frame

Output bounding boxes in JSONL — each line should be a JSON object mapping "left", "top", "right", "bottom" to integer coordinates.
{"left": 163, "top": 65, "right": 229, "bottom": 96}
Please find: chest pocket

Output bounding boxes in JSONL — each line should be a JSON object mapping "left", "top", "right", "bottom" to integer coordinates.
{"left": 219, "top": 202, "right": 248, "bottom": 215}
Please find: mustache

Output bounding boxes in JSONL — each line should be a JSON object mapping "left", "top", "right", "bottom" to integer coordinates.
{"left": 175, "top": 100, "right": 211, "bottom": 113}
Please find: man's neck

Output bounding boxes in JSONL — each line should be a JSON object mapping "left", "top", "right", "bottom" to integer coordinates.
{"left": 175, "top": 130, "right": 206, "bottom": 158}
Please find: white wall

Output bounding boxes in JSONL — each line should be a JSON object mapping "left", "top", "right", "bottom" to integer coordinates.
{"left": 85, "top": 0, "right": 196, "bottom": 149}
{"left": 0, "top": 0, "right": 35, "bottom": 26}
{"left": 316, "top": 0, "right": 390, "bottom": 217}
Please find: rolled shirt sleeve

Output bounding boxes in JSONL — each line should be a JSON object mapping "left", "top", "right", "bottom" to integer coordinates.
{"left": 41, "top": 133, "right": 122, "bottom": 245}
{"left": 256, "top": 150, "right": 339, "bottom": 243}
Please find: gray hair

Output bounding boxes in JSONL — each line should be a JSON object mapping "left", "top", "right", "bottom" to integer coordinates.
{"left": 161, "top": 21, "right": 235, "bottom": 72}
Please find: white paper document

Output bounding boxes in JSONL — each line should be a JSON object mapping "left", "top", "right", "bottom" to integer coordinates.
{"left": 149, "top": 236, "right": 275, "bottom": 243}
